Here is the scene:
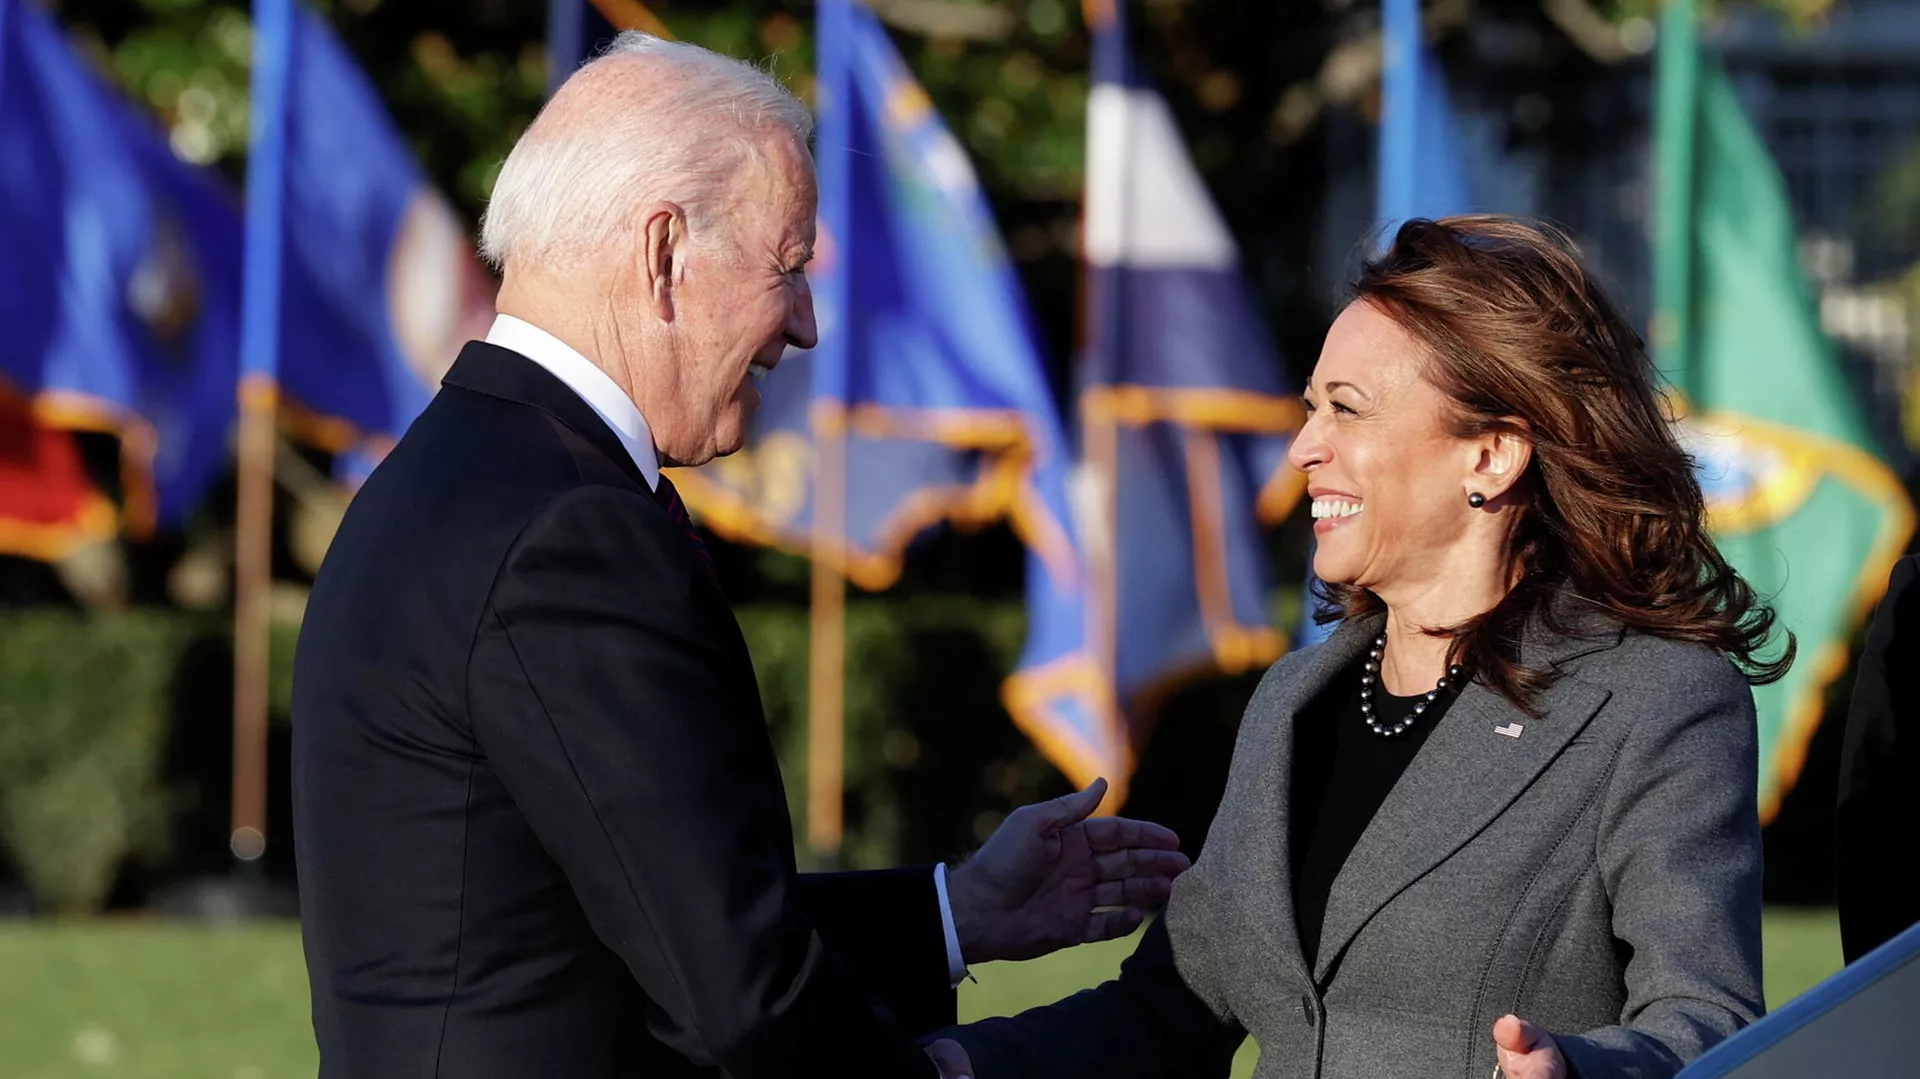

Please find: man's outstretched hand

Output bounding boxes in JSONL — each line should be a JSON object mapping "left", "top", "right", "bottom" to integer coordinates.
{"left": 924, "top": 1038, "right": 973, "bottom": 1079}
{"left": 946, "top": 778, "right": 1190, "bottom": 964}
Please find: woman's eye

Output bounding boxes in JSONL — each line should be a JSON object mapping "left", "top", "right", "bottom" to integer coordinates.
{"left": 1331, "top": 401, "right": 1356, "bottom": 415}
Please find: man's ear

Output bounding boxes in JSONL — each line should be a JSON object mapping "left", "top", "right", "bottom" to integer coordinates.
{"left": 640, "top": 200, "right": 686, "bottom": 322}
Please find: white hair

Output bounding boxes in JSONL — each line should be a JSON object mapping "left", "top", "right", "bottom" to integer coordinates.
{"left": 479, "top": 32, "right": 812, "bottom": 271}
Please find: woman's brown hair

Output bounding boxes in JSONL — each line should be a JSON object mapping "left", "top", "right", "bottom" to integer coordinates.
{"left": 1319, "top": 214, "right": 1793, "bottom": 709}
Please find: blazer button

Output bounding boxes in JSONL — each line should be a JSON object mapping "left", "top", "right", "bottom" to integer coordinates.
{"left": 1300, "top": 994, "right": 1317, "bottom": 1027}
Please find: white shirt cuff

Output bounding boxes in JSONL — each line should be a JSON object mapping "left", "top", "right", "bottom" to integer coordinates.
{"left": 933, "top": 863, "right": 969, "bottom": 987}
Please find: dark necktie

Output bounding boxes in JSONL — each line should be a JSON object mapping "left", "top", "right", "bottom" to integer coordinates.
{"left": 653, "top": 473, "right": 717, "bottom": 582}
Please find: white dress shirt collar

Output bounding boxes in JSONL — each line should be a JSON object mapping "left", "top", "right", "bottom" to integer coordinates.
{"left": 485, "top": 314, "right": 660, "bottom": 492}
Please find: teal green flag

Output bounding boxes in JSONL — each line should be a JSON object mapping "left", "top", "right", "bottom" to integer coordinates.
{"left": 1654, "top": 0, "right": 1913, "bottom": 821}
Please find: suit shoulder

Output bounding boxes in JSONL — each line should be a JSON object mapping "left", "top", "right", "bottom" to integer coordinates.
{"left": 1596, "top": 631, "right": 1748, "bottom": 685}
{"left": 1867, "top": 553, "right": 1920, "bottom": 633}
{"left": 1576, "top": 633, "right": 1755, "bottom": 726}
{"left": 1257, "top": 640, "right": 1323, "bottom": 686}
{"left": 1893, "top": 552, "right": 1920, "bottom": 589}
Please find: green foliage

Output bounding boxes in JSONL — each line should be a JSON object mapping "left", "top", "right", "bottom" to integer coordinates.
{"left": 734, "top": 596, "right": 1052, "bottom": 870}
{"left": 0, "top": 598, "right": 1040, "bottom": 910}
{"left": 0, "top": 607, "right": 301, "bottom": 914}
{"left": 0, "top": 611, "right": 201, "bottom": 914}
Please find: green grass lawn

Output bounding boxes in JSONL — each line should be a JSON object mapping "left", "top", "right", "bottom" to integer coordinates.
{"left": 0, "top": 908, "right": 1843, "bottom": 1079}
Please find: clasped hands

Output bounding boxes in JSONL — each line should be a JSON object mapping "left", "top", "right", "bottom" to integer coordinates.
{"left": 922, "top": 777, "right": 1190, "bottom": 1078}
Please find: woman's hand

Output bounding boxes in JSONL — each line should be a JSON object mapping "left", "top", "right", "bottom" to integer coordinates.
{"left": 1494, "top": 1014, "right": 1568, "bottom": 1079}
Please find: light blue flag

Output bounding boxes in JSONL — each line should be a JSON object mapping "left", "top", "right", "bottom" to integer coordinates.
{"left": 1376, "top": 0, "right": 1474, "bottom": 231}
{"left": 1299, "top": 0, "right": 1478, "bottom": 647}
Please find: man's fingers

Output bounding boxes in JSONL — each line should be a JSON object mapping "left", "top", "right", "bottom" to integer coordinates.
{"left": 1093, "top": 847, "right": 1190, "bottom": 881}
{"left": 1080, "top": 816, "right": 1182, "bottom": 853}
{"left": 1095, "top": 875, "right": 1175, "bottom": 908}
{"left": 1082, "top": 906, "right": 1146, "bottom": 943}
{"left": 1037, "top": 778, "right": 1107, "bottom": 831}
{"left": 923, "top": 1038, "right": 974, "bottom": 1079}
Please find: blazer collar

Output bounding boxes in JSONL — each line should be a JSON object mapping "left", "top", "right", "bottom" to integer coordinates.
{"left": 1237, "top": 616, "right": 1378, "bottom": 983}
{"left": 441, "top": 340, "right": 652, "bottom": 492}
{"left": 1234, "top": 593, "right": 1627, "bottom": 985}
{"left": 1308, "top": 595, "right": 1624, "bottom": 983}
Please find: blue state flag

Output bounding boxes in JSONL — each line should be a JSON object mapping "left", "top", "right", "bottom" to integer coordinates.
{"left": 0, "top": 0, "right": 243, "bottom": 530}
{"left": 674, "top": 0, "right": 1114, "bottom": 792}
{"left": 1076, "top": 0, "right": 1301, "bottom": 765}
{"left": 1376, "top": 0, "right": 1475, "bottom": 232}
{"left": 256, "top": 2, "right": 495, "bottom": 479}
{"left": 1299, "top": 0, "right": 1478, "bottom": 647}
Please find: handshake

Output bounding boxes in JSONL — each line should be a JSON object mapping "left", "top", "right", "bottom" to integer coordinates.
{"left": 908, "top": 777, "right": 1191, "bottom": 1079}
{"left": 897, "top": 779, "right": 1573, "bottom": 1079}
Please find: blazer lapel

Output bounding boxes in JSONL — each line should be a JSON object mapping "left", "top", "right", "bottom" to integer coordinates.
{"left": 1237, "top": 617, "right": 1380, "bottom": 983}
{"left": 1310, "top": 609, "right": 1624, "bottom": 984}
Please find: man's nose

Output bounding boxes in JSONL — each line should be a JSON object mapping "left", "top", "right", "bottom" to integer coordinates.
{"left": 787, "top": 278, "right": 818, "bottom": 350}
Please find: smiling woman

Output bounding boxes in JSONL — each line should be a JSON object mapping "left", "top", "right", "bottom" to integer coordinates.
{"left": 1303, "top": 215, "right": 1791, "bottom": 708}
{"left": 939, "top": 215, "right": 1794, "bottom": 1079}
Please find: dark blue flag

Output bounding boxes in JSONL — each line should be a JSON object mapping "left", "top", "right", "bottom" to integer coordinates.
{"left": 0, "top": 0, "right": 243, "bottom": 529}
{"left": 675, "top": 0, "right": 1114, "bottom": 794}
{"left": 248, "top": 1, "right": 494, "bottom": 481}
{"left": 1076, "top": 0, "right": 1301, "bottom": 758}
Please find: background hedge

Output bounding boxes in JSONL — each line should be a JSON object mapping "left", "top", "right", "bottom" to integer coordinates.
{"left": 0, "top": 598, "right": 1094, "bottom": 912}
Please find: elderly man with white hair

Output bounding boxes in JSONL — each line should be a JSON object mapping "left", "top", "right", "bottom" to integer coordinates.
{"left": 291, "top": 33, "right": 1189, "bottom": 1079}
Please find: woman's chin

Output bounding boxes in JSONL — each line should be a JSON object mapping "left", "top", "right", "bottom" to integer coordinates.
{"left": 1310, "top": 560, "right": 1358, "bottom": 586}
{"left": 1310, "top": 534, "right": 1362, "bottom": 585}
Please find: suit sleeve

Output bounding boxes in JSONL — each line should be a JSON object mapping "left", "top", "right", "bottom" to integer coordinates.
{"left": 1554, "top": 657, "right": 1766, "bottom": 1078}
{"left": 794, "top": 868, "right": 957, "bottom": 1036}
{"left": 938, "top": 898, "right": 1244, "bottom": 1078}
{"left": 1838, "top": 555, "right": 1920, "bottom": 963}
{"left": 468, "top": 486, "right": 932, "bottom": 1078}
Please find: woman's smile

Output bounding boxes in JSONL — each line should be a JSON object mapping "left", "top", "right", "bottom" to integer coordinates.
{"left": 1309, "top": 492, "right": 1365, "bottom": 533}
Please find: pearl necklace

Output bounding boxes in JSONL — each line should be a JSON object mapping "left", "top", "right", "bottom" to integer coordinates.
{"left": 1359, "top": 633, "right": 1464, "bottom": 738}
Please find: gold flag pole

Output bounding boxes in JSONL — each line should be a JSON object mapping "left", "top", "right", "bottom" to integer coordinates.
{"left": 806, "top": 403, "right": 847, "bottom": 862}
{"left": 230, "top": 375, "right": 277, "bottom": 863}
{"left": 586, "top": 0, "right": 674, "bottom": 38}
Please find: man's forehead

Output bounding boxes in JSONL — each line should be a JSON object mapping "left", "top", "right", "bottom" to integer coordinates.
{"left": 728, "top": 139, "right": 816, "bottom": 248}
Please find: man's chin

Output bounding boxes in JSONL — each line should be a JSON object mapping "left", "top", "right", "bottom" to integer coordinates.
{"left": 709, "top": 414, "right": 750, "bottom": 460}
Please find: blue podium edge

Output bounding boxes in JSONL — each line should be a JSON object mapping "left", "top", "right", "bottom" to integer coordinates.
{"left": 1679, "top": 918, "right": 1920, "bottom": 1077}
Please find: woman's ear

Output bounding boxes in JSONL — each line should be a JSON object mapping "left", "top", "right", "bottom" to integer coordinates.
{"left": 1473, "top": 428, "right": 1533, "bottom": 502}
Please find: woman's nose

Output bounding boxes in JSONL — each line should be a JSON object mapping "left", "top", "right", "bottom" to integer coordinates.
{"left": 1289, "top": 415, "right": 1328, "bottom": 472}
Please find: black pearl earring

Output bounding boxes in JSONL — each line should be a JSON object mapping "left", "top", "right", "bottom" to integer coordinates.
{"left": 1467, "top": 492, "right": 1487, "bottom": 508}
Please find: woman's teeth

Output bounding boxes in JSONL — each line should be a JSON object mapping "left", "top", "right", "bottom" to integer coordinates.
{"left": 1311, "top": 498, "right": 1363, "bottom": 519}
{"left": 748, "top": 363, "right": 770, "bottom": 383}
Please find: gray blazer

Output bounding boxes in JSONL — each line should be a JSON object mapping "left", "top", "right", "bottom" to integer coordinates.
{"left": 948, "top": 610, "right": 1765, "bottom": 1079}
